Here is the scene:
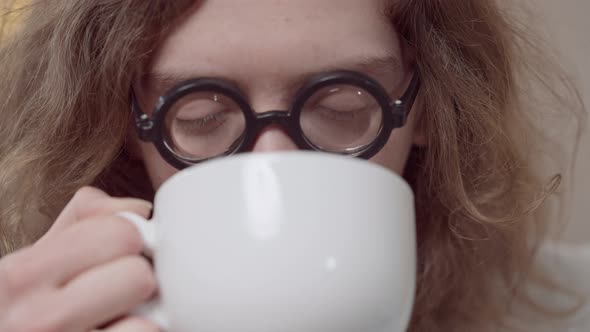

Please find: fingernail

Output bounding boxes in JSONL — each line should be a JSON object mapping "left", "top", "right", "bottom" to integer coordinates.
{"left": 135, "top": 199, "right": 154, "bottom": 210}
{"left": 125, "top": 198, "right": 153, "bottom": 210}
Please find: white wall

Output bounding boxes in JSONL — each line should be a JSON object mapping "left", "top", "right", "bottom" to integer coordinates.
{"left": 536, "top": 0, "right": 590, "bottom": 242}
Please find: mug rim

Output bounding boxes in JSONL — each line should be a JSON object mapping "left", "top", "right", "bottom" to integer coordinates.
{"left": 156, "top": 151, "right": 414, "bottom": 204}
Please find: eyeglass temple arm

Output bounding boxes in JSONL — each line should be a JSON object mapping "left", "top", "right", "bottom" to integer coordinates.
{"left": 392, "top": 71, "right": 421, "bottom": 126}
{"left": 130, "top": 89, "right": 156, "bottom": 142}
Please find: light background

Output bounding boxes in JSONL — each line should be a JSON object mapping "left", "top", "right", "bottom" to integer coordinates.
{"left": 536, "top": 0, "right": 589, "bottom": 243}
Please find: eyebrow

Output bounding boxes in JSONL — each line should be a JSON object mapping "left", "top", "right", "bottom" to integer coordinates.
{"left": 142, "top": 54, "right": 403, "bottom": 96}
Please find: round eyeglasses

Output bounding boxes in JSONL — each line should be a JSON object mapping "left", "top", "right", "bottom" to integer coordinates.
{"left": 131, "top": 70, "right": 420, "bottom": 170}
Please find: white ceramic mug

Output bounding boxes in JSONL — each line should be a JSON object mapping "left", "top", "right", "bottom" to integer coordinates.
{"left": 119, "top": 151, "right": 416, "bottom": 332}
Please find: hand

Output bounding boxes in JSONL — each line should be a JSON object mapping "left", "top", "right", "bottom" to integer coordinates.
{"left": 0, "top": 187, "right": 160, "bottom": 332}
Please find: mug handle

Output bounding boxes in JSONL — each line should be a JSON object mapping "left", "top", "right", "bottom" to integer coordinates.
{"left": 117, "top": 212, "right": 169, "bottom": 331}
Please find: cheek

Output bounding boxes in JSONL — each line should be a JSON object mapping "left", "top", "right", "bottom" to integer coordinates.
{"left": 369, "top": 125, "right": 415, "bottom": 175}
{"left": 138, "top": 142, "right": 179, "bottom": 190}
{"left": 138, "top": 128, "right": 415, "bottom": 188}
{"left": 134, "top": 105, "right": 418, "bottom": 189}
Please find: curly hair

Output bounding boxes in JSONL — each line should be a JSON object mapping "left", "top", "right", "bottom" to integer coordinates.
{"left": 0, "top": 0, "right": 584, "bottom": 330}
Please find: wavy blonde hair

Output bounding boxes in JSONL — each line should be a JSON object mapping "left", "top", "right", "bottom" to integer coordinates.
{"left": 0, "top": 0, "right": 584, "bottom": 330}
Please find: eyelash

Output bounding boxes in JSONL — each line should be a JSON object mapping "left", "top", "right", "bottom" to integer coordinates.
{"left": 315, "top": 106, "right": 365, "bottom": 121}
{"left": 175, "top": 112, "right": 227, "bottom": 134}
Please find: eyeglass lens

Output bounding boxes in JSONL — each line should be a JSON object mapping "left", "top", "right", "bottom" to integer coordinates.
{"left": 162, "top": 84, "right": 384, "bottom": 161}
{"left": 300, "top": 84, "right": 383, "bottom": 154}
{"left": 164, "top": 91, "right": 247, "bottom": 161}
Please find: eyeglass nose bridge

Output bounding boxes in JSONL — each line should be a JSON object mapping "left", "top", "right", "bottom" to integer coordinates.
{"left": 253, "top": 109, "right": 293, "bottom": 129}
{"left": 246, "top": 109, "right": 306, "bottom": 150}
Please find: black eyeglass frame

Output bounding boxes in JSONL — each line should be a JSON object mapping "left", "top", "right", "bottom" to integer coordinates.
{"left": 131, "top": 70, "right": 421, "bottom": 170}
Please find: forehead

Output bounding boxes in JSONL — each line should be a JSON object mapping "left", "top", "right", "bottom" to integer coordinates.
{"left": 151, "top": 0, "right": 401, "bottom": 80}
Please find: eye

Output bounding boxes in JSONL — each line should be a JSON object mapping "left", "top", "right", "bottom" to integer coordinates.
{"left": 174, "top": 111, "right": 228, "bottom": 136}
{"left": 162, "top": 90, "right": 248, "bottom": 161}
{"left": 299, "top": 83, "right": 384, "bottom": 153}
{"left": 315, "top": 87, "right": 374, "bottom": 113}
{"left": 166, "top": 92, "right": 236, "bottom": 137}
{"left": 174, "top": 96, "right": 227, "bottom": 121}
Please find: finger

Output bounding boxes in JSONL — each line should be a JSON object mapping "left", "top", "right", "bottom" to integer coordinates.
{"left": 32, "top": 215, "right": 146, "bottom": 286}
{"left": 57, "top": 256, "right": 157, "bottom": 332}
{"left": 45, "top": 187, "right": 109, "bottom": 235}
{"left": 98, "top": 317, "right": 160, "bottom": 332}
{"left": 0, "top": 246, "right": 39, "bottom": 301}
{"left": 40, "top": 187, "right": 152, "bottom": 242}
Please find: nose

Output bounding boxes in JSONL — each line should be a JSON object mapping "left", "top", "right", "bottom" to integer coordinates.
{"left": 251, "top": 124, "right": 299, "bottom": 153}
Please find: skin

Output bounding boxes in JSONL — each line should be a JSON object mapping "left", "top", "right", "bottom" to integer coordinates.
{"left": 0, "top": 1, "right": 423, "bottom": 331}
{"left": 136, "top": 0, "right": 424, "bottom": 189}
